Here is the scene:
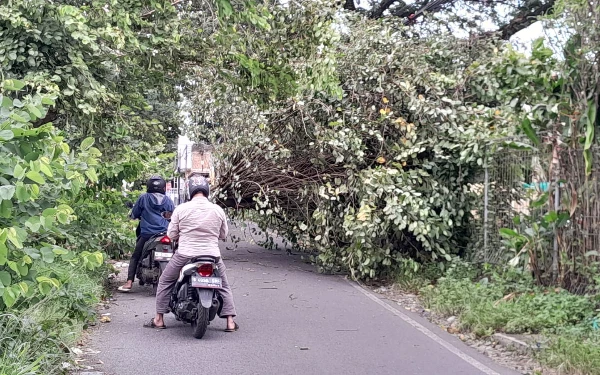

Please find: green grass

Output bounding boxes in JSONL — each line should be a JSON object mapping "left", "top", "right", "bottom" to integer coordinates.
{"left": 0, "top": 262, "right": 106, "bottom": 375}
{"left": 542, "top": 332, "right": 600, "bottom": 375}
{"left": 413, "top": 264, "right": 600, "bottom": 374}
{"left": 421, "top": 276, "right": 595, "bottom": 337}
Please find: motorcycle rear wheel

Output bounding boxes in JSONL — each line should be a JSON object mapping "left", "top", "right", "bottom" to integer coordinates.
{"left": 152, "top": 263, "right": 166, "bottom": 296}
{"left": 192, "top": 304, "right": 209, "bottom": 339}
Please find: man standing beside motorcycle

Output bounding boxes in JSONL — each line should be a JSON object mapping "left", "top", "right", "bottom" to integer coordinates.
{"left": 144, "top": 174, "right": 238, "bottom": 332}
{"left": 119, "top": 175, "right": 175, "bottom": 293}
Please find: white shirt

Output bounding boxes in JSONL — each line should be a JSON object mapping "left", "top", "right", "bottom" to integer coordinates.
{"left": 167, "top": 196, "right": 228, "bottom": 258}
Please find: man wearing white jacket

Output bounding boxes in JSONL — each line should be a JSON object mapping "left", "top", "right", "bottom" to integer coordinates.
{"left": 144, "top": 174, "right": 238, "bottom": 332}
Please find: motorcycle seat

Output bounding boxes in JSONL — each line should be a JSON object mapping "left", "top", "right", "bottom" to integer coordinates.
{"left": 189, "top": 255, "right": 220, "bottom": 263}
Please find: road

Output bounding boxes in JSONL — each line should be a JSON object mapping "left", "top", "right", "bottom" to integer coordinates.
{"left": 81, "top": 235, "right": 519, "bottom": 375}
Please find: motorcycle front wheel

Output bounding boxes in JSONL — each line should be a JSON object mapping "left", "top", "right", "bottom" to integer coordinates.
{"left": 192, "top": 303, "right": 209, "bottom": 339}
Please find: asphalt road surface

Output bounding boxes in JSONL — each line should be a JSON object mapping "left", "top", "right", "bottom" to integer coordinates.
{"left": 83, "top": 235, "right": 519, "bottom": 375}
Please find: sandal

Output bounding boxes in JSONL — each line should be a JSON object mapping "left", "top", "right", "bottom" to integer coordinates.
{"left": 143, "top": 318, "right": 166, "bottom": 329}
{"left": 117, "top": 286, "right": 131, "bottom": 293}
{"left": 225, "top": 322, "right": 239, "bottom": 332}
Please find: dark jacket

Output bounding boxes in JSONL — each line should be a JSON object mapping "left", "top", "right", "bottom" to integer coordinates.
{"left": 130, "top": 193, "right": 175, "bottom": 235}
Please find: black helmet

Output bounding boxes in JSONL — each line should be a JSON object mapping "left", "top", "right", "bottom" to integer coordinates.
{"left": 146, "top": 175, "right": 166, "bottom": 194}
{"left": 188, "top": 173, "right": 210, "bottom": 199}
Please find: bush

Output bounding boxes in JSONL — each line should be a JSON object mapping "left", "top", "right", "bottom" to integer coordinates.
{"left": 421, "top": 269, "right": 597, "bottom": 337}
{"left": 420, "top": 264, "right": 600, "bottom": 373}
{"left": 0, "top": 261, "right": 106, "bottom": 374}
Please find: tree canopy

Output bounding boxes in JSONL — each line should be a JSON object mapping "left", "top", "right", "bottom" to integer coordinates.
{"left": 343, "top": 0, "right": 557, "bottom": 40}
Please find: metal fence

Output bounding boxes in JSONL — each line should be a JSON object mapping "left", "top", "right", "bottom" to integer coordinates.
{"left": 470, "top": 141, "right": 600, "bottom": 291}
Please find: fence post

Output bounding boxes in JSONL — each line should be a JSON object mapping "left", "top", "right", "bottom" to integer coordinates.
{"left": 483, "top": 156, "right": 489, "bottom": 263}
{"left": 552, "top": 174, "right": 560, "bottom": 281}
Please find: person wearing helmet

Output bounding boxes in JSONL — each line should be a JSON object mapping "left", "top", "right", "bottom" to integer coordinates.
{"left": 144, "top": 173, "right": 238, "bottom": 332}
{"left": 119, "top": 175, "right": 175, "bottom": 292}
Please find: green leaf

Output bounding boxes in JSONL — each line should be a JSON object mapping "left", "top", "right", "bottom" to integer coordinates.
{"left": 1, "top": 96, "right": 12, "bottom": 108}
{"left": 85, "top": 168, "right": 98, "bottom": 182}
{"left": 7, "top": 261, "right": 18, "bottom": 273}
{"left": 80, "top": 137, "right": 95, "bottom": 151}
{"left": 532, "top": 192, "right": 549, "bottom": 208}
{"left": 26, "top": 104, "right": 42, "bottom": 119}
{"left": 42, "top": 208, "right": 57, "bottom": 217}
{"left": 10, "top": 112, "right": 30, "bottom": 123}
{"left": 0, "top": 130, "right": 14, "bottom": 141}
{"left": 17, "top": 263, "right": 27, "bottom": 277}
{"left": 3, "top": 287, "right": 17, "bottom": 307}
{"left": 544, "top": 211, "right": 558, "bottom": 223}
{"left": 36, "top": 276, "right": 60, "bottom": 295}
{"left": 40, "top": 247, "right": 55, "bottom": 263}
{"left": 0, "top": 271, "right": 10, "bottom": 286}
{"left": 71, "top": 178, "right": 81, "bottom": 195}
{"left": 15, "top": 183, "right": 30, "bottom": 202}
{"left": 585, "top": 100, "right": 596, "bottom": 150}
{"left": 0, "top": 199, "right": 12, "bottom": 218}
{"left": 7, "top": 227, "right": 27, "bottom": 249}
{"left": 3, "top": 79, "right": 26, "bottom": 91}
{"left": 504, "top": 141, "right": 535, "bottom": 151}
{"left": 216, "top": 0, "right": 234, "bottom": 17}
{"left": 514, "top": 65, "right": 531, "bottom": 75}
{"left": 25, "top": 170, "right": 45, "bottom": 185}
{"left": 52, "top": 247, "right": 69, "bottom": 256}
{"left": 41, "top": 97, "right": 55, "bottom": 106}
{"left": 38, "top": 281, "right": 52, "bottom": 295}
{"left": 25, "top": 216, "right": 42, "bottom": 233}
{"left": 521, "top": 118, "right": 540, "bottom": 146}
{"left": 37, "top": 276, "right": 60, "bottom": 288}
{"left": 499, "top": 228, "right": 519, "bottom": 238}
{"left": 17, "top": 282, "right": 28, "bottom": 295}
{"left": 56, "top": 211, "right": 69, "bottom": 225}
{"left": 585, "top": 149, "right": 592, "bottom": 176}
{"left": 39, "top": 163, "right": 53, "bottom": 177}
{"left": 13, "top": 164, "right": 25, "bottom": 179}
{"left": 0, "top": 185, "right": 15, "bottom": 200}
{"left": 24, "top": 152, "right": 40, "bottom": 162}
{"left": 0, "top": 243, "right": 7, "bottom": 265}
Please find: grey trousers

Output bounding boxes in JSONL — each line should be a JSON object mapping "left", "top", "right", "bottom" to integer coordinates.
{"left": 155, "top": 252, "right": 237, "bottom": 317}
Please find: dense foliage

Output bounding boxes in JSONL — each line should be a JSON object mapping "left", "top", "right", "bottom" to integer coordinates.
{"left": 186, "top": 8, "right": 543, "bottom": 278}
{"left": 183, "top": 0, "right": 600, "bottom": 288}
{"left": 0, "top": 1, "right": 191, "bottom": 373}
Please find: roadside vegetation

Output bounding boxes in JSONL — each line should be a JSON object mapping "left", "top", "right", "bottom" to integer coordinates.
{"left": 407, "top": 260, "right": 600, "bottom": 374}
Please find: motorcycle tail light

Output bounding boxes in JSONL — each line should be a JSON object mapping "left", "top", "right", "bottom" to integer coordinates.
{"left": 197, "top": 263, "right": 213, "bottom": 277}
{"left": 160, "top": 236, "right": 171, "bottom": 244}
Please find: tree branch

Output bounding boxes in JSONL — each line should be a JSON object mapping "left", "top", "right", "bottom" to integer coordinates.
{"left": 497, "top": 0, "right": 556, "bottom": 40}
{"left": 343, "top": 0, "right": 356, "bottom": 11}
{"left": 342, "top": 0, "right": 556, "bottom": 41}
{"left": 370, "top": 0, "right": 399, "bottom": 19}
